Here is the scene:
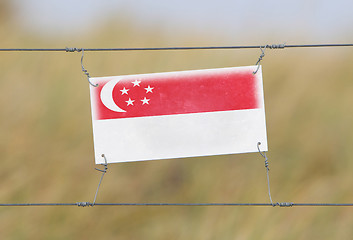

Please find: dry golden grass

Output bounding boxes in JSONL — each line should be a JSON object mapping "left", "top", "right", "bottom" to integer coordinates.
{"left": 1, "top": 19, "right": 353, "bottom": 240}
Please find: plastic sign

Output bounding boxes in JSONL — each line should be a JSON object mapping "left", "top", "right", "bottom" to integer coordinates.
{"left": 89, "top": 66, "right": 267, "bottom": 164}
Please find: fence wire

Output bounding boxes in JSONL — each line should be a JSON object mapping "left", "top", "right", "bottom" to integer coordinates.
{"left": 1, "top": 202, "right": 353, "bottom": 207}
{"left": 0, "top": 43, "right": 352, "bottom": 52}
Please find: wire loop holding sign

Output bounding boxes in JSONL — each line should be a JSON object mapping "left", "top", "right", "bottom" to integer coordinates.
{"left": 253, "top": 43, "right": 285, "bottom": 74}
{"left": 92, "top": 154, "right": 108, "bottom": 206}
{"left": 253, "top": 46, "right": 267, "bottom": 74}
{"left": 80, "top": 49, "right": 98, "bottom": 87}
{"left": 257, "top": 142, "right": 274, "bottom": 206}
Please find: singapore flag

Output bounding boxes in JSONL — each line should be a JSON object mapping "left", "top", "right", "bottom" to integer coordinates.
{"left": 89, "top": 66, "right": 268, "bottom": 164}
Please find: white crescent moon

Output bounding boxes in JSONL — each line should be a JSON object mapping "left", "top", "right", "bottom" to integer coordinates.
{"left": 100, "top": 78, "right": 126, "bottom": 113}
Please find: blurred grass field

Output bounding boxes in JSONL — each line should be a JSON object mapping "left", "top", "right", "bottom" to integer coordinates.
{"left": 1, "top": 10, "right": 353, "bottom": 240}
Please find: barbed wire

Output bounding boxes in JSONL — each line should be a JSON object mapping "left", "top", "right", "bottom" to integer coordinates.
{"left": 0, "top": 43, "right": 352, "bottom": 52}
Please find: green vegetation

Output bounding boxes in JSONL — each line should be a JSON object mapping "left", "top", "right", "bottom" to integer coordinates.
{"left": 1, "top": 11, "right": 353, "bottom": 240}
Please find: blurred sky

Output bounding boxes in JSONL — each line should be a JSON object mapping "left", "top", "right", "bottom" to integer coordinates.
{"left": 8, "top": 0, "right": 353, "bottom": 43}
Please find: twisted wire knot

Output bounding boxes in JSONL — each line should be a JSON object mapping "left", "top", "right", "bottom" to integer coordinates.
{"left": 81, "top": 65, "right": 91, "bottom": 79}
{"left": 273, "top": 202, "right": 294, "bottom": 207}
{"left": 266, "top": 44, "right": 286, "bottom": 49}
{"left": 76, "top": 202, "right": 92, "bottom": 207}
{"left": 264, "top": 158, "right": 270, "bottom": 170}
{"left": 65, "top": 47, "right": 83, "bottom": 52}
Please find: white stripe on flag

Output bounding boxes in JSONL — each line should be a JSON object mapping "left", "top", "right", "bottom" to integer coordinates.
{"left": 92, "top": 109, "right": 267, "bottom": 164}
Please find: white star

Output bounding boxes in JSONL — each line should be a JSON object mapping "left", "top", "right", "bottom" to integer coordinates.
{"left": 132, "top": 80, "right": 141, "bottom": 87}
{"left": 141, "top": 97, "right": 150, "bottom": 105}
{"left": 145, "top": 85, "right": 154, "bottom": 93}
{"left": 120, "top": 87, "right": 129, "bottom": 95}
{"left": 126, "top": 98, "right": 135, "bottom": 106}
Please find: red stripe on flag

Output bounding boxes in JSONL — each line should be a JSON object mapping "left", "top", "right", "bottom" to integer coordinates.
{"left": 92, "top": 69, "right": 259, "bottom": 120}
